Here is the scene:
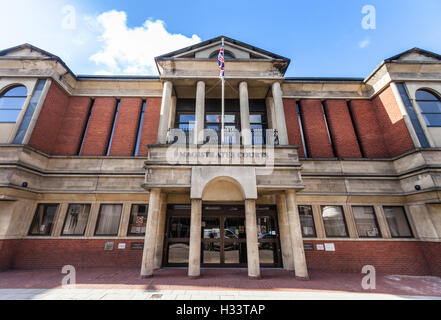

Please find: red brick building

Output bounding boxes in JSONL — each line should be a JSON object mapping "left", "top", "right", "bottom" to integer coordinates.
{"left": 0, "top": 37, "right": 440, "bottom": 279}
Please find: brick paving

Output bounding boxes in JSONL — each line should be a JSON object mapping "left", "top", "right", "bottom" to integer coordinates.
{"left": 0, "top": 268, "right": 440, "bottom": 299}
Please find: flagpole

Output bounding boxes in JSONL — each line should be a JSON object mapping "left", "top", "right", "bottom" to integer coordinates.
{"left": 221, "top": 38, "right": 225, "bottom": 145}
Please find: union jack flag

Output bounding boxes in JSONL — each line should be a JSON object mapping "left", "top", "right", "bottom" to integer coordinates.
{"left": 218, "top": 45, "right": 225, "bottom": 79}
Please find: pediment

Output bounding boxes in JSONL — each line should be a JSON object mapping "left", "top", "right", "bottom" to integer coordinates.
{"left": 155, "top": 36, "right": 291, "bottom": 78}
{"left": 0, "top": 44, "right": 58, "bottom": 59}
{"left": 386, "top": 48, "right": 441, "bottom": 63}
{"left": 157, "top": 36, "right": 289, "bottom": 62}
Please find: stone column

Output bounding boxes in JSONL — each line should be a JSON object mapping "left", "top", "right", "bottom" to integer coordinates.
{"left": 153, "top": 193, "right": 167, "bottom": 269}
{"left": 265, "top": 97, "right": 277, "bottom": 130}
{"left": 168, "top": 96, "right": 177, "bottom": 130}
{"left": 276, "top": 194, "right": 294, "bottom": 271}
{"left": 285, "top": 189, "right": 309, "bottom": 280}
{"left": 157, "top": 81, "right": 173, "bottom": 144}
{"left": 245, "top": 199, "right": 261, "bottom": 278}
{"left": 240, "top": 82, "right": 252, "bottom": 146}
{"left": 188, "top": 199, "right": 202, "bottom": 278}
{"left": 194, "top": 81, "right": 206, "bottom": 145}
{"left": 141, "top": 188, "right": 162, "bottom": 278}
{"left": 272, "top": 82, "right": 289, "bottom": 145}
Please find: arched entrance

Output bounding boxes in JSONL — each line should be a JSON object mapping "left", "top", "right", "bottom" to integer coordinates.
{"left": 162, "top": 176, "right": 282, "bottom": 270}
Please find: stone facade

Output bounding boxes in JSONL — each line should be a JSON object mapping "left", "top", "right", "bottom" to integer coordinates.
{"left": 0, "top": 37, "right": 440, "bottom": 278}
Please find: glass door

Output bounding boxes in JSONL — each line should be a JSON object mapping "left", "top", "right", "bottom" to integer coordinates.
{"left": 201, "top": 206, "right": 247, "bottom": 267}
{"left": 164, "top": 205, "right": 191, "bottom": 267}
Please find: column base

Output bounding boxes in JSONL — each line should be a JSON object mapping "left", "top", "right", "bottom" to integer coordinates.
{"left": 248, "top": 275, "right": 262, "bottom": 280}
{"left": 295, "top": 275, "right": 310, "bottom": 281}
{"left": 189, "top": 275, "right": 201, "bottom": 280}
{"left": 140, "top": 274, "right": 154, "bottom": 279}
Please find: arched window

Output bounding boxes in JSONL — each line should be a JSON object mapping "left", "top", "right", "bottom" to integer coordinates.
{"left": 0, "top": 85, "right": 27, "bottom": 123}
{"left": 209, "top": 50, "right": 235, "bottom": 60}
{"left": 416, "top": 89, "right": 441, "bottom": 127}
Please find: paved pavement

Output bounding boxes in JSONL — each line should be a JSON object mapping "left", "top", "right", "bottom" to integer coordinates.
{"left": 0, "top": 268, "right": 440, "bottom": 300}
{"left": 0, "top": 288, "right": 440, "bottom": 300}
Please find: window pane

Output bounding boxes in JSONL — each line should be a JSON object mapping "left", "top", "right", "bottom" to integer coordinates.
{"left": 62, "top": 204, "right": 91, "bottom": 236}
{"left": 0, "top": 109, "right": 21, "bottom": 122}
{"left": 224, "top": 217, "right": 246, "bottom": 239}
{"left": 128, "top": 204, "right": 148, "bottom": 236}
{"left": 202, "top": 217, "right": 221, "bottom": 239}
{"left": 257, "top": 217, "right": 277, "bottom": 239}
{"left": 206, "top": 114, "right": 221, "bottom": 123}
{"left": 299, "top": 205, "right": 316, "bottom": 237}
{"left": 3, "top": 86, "right": 27, "bottom": 97}
{"left": 13, "top": 80, "right": 46, "bottom": 144}
{"left": 321, "top": 206, "right": 348, "bottom": 237}
{"left": 422, "top": 113, "right": 441, "bottom": 127}
{"left": 95, "top": 204, "right": 122, "bottom": 236}
{"left": 179, "top": 114, "right": 195, "bottom": 123}
{"left": 28, "top": 204, "right": 58, "bottom": 236}
{"left": 0, "top": 97, "right": 27, "bottom": 109}
{"left": 417, "top": 101, "right": 441, "bottom": 113}
{"left": 179, "top": 123, "right": 194, "bottom": 130}
{"left": 384, "top": 207, "right": 413, "bottom": 238}
{"left": 206, "top": 114, "right": 235, "bottom": 123}
{"left": 169, "top": 217, "right": 191, "bottom": 238}
{"left": 353, "top": 206, "right": 381, "bottom": 238}
{"left": 250, "top": 114, "right": 262, "bottom": 123}
{"left": 416, "top": 90, "right": 439, "bottom": 101}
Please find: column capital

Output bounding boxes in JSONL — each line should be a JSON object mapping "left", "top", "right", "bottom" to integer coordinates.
{"left": 239, "top": 81, "right": 248, "bottom": 89}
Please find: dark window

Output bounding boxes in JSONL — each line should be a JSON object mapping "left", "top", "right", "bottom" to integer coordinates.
{"left": 298, "top": 205, "right": 316, "bottom": 237}
{"left": 383, "top": 206, "right": 413, "bottom": 238}
{"left": 0, "top": 85, "right": 27, "bottom": 123}
{"left": 94, "top": 204, "right": 122, "bottom": 236}
{"left": 416, "top": 89, "right": 441, "bottom": 127}
{"left": 352, "top": 206, "right": 381, "bottom": 238}
{"left": 28, "top": 204, "right": 58, "bottom": 236}
{"left": 78, "top": 99, "right": 95, "bottom": 155}
{"left": 106, "top": 100, "right": 120, "bottom": 155}
{"left": 321, "top": 205, "right": 348, "bottom": 237}
{"left": 206, "top": 112, "right": 240, "bottom": 145}
{"left": 13, "top": 80, "right": 46, "bottom": 144}
{"left": 209, "top": 50, "right": 235, "bottom": 60}
{"left": 127, "top": 204, "right": 148, "bottom": 236}
{"left": 62, "top": 204, "right": 91, "bottom": 236}
{"left": 168, "top": 217, "right": 191, "bottom": 238}
{"left": 296, "top": 102, "right": 308, "bottom": 158}
{"left": 134, "top": 100, "right": 146, "bottom": 156}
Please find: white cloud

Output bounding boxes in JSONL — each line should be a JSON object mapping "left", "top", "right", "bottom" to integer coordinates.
{"left": 359, "top": 38, "right": 371, "bottom": 49}
{"left": 90, "top": 10, "right": 201, "bottom": 75}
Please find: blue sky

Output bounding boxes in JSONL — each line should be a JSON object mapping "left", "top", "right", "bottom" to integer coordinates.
{"left": 2, "top": 0, "right": 441, "bottom": 77}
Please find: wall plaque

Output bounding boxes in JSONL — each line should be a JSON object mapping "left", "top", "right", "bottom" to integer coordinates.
{"left": 131, "top": 242, "right": 144, "bottom": 250}
{"left": 304, "top": 243, "right": 314, "bottom": 251}
{"left": 104, "top": 242, "right": 114, "bottom": 251}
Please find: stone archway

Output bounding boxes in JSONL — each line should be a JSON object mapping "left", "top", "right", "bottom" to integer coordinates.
{"left": 201, "top": 176, "right": 245, "bottom": 202}
{"left": 190, "top": 166, "right": 257, "bottom": 200}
